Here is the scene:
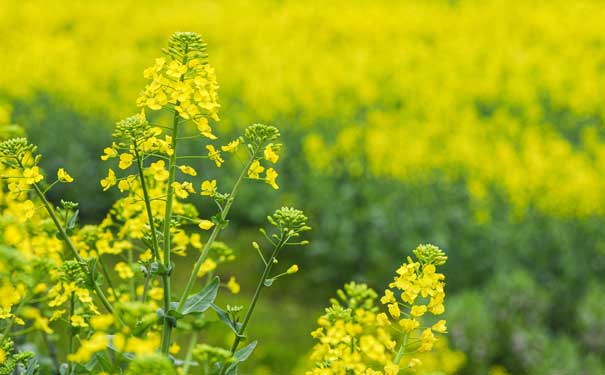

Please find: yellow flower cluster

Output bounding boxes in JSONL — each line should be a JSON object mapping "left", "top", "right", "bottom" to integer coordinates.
{"left": 307, "top": 245, "right": 457, "bottom": 374}
{"left": 4, "top": 0, "right": 604, "bottom": 218}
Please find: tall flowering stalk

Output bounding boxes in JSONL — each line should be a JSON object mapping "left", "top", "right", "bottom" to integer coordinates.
{"left": 0, "top": 33, "right": 308, "bottom": 374}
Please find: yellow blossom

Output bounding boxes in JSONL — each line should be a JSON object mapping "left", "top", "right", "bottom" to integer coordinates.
{"left": 115, "top": 262, "right": 134, "bottom": 279}
{"left": 57, "top": 168, "right": 74, "bottom": 182}
{"left": 206, "top": 145, "right": 223, "bottom": 167}
{"left": 432, "top": 320, "right": 447, "bottom": 333}
{"left": 227, "top": 276, "right": 240, "bottom": 294}
{"left": 118, "top": 153, "right": 134, "bottom": 169}
{"left": 100, "top": 168, "right": 116, "bottom": 191}
{"left": 198, "top": 219, "right": 214, "bottom": 230}
{"left": 287, "top": 264, "right": 299, "bottom": 274}
{"left": 221, "top": 139, "right": 240, "bottom": 152}
{"left": 264, "top": 143, "right": 279, "bottom": 163}
{"left": 265, "top": 168, "right": 279, "bottom": 189}
{"left": 410, "top": 305, "right": 427, "bottom": 317}
{"left": 70, "top": 315, "right": 88, "bottom": 328}
{"left": 201, "top": 179, "right": 217, "bottom": 196}
{"left": 248, "top": 160, "right": 264, "bottom": 179}
{"left": 178, "top": 165, "right": 197, "bottom": 176}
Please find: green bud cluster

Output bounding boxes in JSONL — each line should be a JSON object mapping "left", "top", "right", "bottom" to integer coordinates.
{"left": 413, "top": 243, "right": 448, "bottom": 266}
{"left": 164, "top": 32, "right": 208, "bottom": 63}
{"left": 0, "top": 339, "right": 36, "bottom": 375}
{"left": 113, "top": 114, "right": 151, "bottom": 145}
{"left": 0, "top": 137, "right": 40, "bottom": 168}
{"left": 331, "top": 282, "right": 378, "bottom": 312}
{"left": 244, "top": 123, "right": 280, "bottom": 153}
{"left": 192, "top": 344, "right": 234, "bottom": 369}
{"left": 268, "top": 206, "right": 311, "bottom": 238}
{"left": 60, "top": 260, "right": 88, "bottom": 285}
{"left": 125, "top": 353, "right": 176, "bottom": 375}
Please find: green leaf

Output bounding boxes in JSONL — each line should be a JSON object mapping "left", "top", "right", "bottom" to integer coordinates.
{"left": 225, "top": 341, "right": 257, "bottom": 375}
{"left": 211, "top": 303, "right": 244, "bottom": 338}
{"left": 179, "top": 277, "right": 220, "bottom": 316}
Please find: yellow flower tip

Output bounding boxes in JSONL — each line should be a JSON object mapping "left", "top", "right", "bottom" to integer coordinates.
{"left": 0, "top": 348, "right": 6, "bottom": 364}
{"left": 114, "top": 262, "right": 134, "bottom": 279}
{"left": 198, "top": 219, "right": 214, "bottom": 230}
{"left": 265, "top": 168, "right": 279, "bottom": 189}
{"left": 387, "top": 303, "right": 400, "bottom": 319}
{"left": 410, "top": 305, "right": 427, "bottom": 317}
{"left": 206, "top": 145, "right": 224, "bottom": 167}
{"left": 286, "top": 264, "right": 299, "bottom": 274}
{"left": 376, "top": 312, "right": 391, "bottom": 326}
{"left": 227, "top": 276, "right": 240, "bottom": 294}
{"left": 57, "top": 168, "right": 74, "bottom": 183}
{"left": 264, "top": 143, "right": 280, "bottom": 163}
{"left": 169, "top": 343, "right": 181, "bottom": 355}
{"left": 70, "top": 315, "right": 88, "bottom": 328}
{"left": 201, "top": 179, "right": 217, "bottom": 196}
{"left": 384, "top": 364, "right": 400, "bottom": 375}
{"left": 399, "top": 318, "right": 419, "bottom": 333}
{"left": 408, "top": 358, "right": 422, "bottom": 368}
{"left": 247, "top": 160, "right": 264, "bottom": 179}
{"left": 178, "top": 165, "right": 197, "bottom": 176}
{"left": 100, "top": 146, "right": 118, "bottom": 161}
{"left": 118, "top": 153, "right": 134, "bottom": 169}
{"left": 100, "top": 169, "right": 116, "bottom": 191}
{"left": 432, "top": 319, "right": 447, "bottom": 333}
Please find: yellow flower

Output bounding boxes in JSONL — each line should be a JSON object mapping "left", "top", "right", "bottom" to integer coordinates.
{"left": 68, "top": 333, "right": 108, "bottom": 363}
{"left": 57, "top": 168, "right": 74, "bottom": 183}
{"left": 139, "top": 249, "right": 153, "bottom": 262}
{"left": 287, "top": 264, "right": 299, "bottom": 274}
{"left": 196, "top": 259, "right": 217, "bottom": 277}
{"left": 264, "top": 143, "right": 279, "bottom": 163}
{"left": 387, "top": 303, "right": 400, "bottom": 319}
{"left": 399, "top": 318, "right": 419, "bottom": 332}
{"left": 432, "top": 319, "right": 447, "bottom": 333}
{"left": 70, "top": 315, "right": 88, "bottom": 328}
{"left": 118, "top": 153, "right": 134, "bottom": 169}
{"left": 100, "top": 169, "right": 116, "bottom": 191}
{"left": 201, "top": 179, "right": 217, "bottom": 196}
{"left": 410, "top": 305, "right": 427, "bottom": 317}
{"left": 90, "top": 314, "right": 114, "bottom": 331}
{"left": 408, "top": 358, "right": 422, "bottom": 368}
{"left": 198, "top": 219, "right": 214, "bottom": 230}
{"left": 115, "top": 262, "right": 134, "bottom": 279}
{"left": 150, "top": 160, "right": 169, "bottom": 181}
{"left": 179, "top": 165, "right": 197, "bottom": 176}
{"left": 265, "top": 168, "right": 279, "bottom": 189}
{"left": 23, "top": 166, "right": 43, "bottom": 184}
{"left": 248, "top": 160, "right": 264, "bottom": 179}
{"left": 206, "top": 145, "right": 224, "bottom": 167}
{"left": 227, "top": 276, "right": 240, "bottom": 294}
{"left": 380, "top": 289, "right": 396, "bottom": 304}
{"left": 376, "top": 312, "right": 391, "bottom": 326}
{"left": 0, "top": 348, "right": 6, "bottom": 364}
{"left": 384, "top": 364, "right": 399, "bottom": 375}
{"left": 221, "top": 139, "right": 241, "bottom": 152}
{"left": 100, "top": 145, "right": 118, "bottom": 160}
{"left": 195, "top": 117, "right": 217, "bottom": 140}
{"left": 418, "top": 328, "right": 437, "bottom": 352}
{"left": 169, "top": 343, "right": 181, "bottom": 355}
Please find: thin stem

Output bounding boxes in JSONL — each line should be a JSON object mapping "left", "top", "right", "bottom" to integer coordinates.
{"left": 177, "top": 153, "right": 257, "bottom": 312}
{"left": 229, "top": 237, "right": 286, "bottom": 354}
{"left": 182, "top": 331, "right": 198, "bottom": 375}
{"left": 394, "top": 332, "right": 409, "bottom": 365}
{"left": 133, "top": 145, "right": 161, "bottom": 262}
{"left": 32, "top": 183, "right": 115, "bottom": 315}
{"left": 160, "top": 108, "right": 180, "bottom": 353}
{"left": 67, "top": 293, "right": 75, "bottom": 375}
{"left": 97, "top": 256, "right": 119, "bottom": 302}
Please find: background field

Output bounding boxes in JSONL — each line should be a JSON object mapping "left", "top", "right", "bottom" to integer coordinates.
{"left": 2, "top": 0, "right": 605, "bottom": 373}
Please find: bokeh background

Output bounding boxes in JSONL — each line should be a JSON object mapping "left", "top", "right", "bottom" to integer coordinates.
{"left": 2, "top": 0, "right": 605, "bottom": 373}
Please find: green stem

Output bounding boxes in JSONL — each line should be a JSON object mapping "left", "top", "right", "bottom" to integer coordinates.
{"left": 229, "top": 237, "right": 286, "bottom": 354}
{"left": 133, "top": 145, "right": 161, "bottom": 262}
{"left": 182, "top": 331, "right": 198, "bottom": 375}
{"left": 32, "top": 183, "right": 115, "bottom": 314}
{"left": 67, "top": 293, "right": 75, "bottom": 375}
{"left": 160, "top": 104, "right": 181, "bottom": 353}
{"left": 97, "top": 256, "right": 119, "bottom": 302}
{"left": 394, "top": 332, "right": 409, "bottom": 365}
{"left": 177, "top": 153, "right": 257, "bottom": 312}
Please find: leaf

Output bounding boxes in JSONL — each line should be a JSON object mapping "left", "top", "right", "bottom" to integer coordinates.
{"left": 225, "top": 341, "right": 258, "bottom": 375}
{"left": 211, "top": 303, "right": 244, "bottom": 338}
{"left": 67, "top": 209, "right": 79, "bottom": 230}
{"left": 179, "top": 277, "right": 220, "bottom": 316}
